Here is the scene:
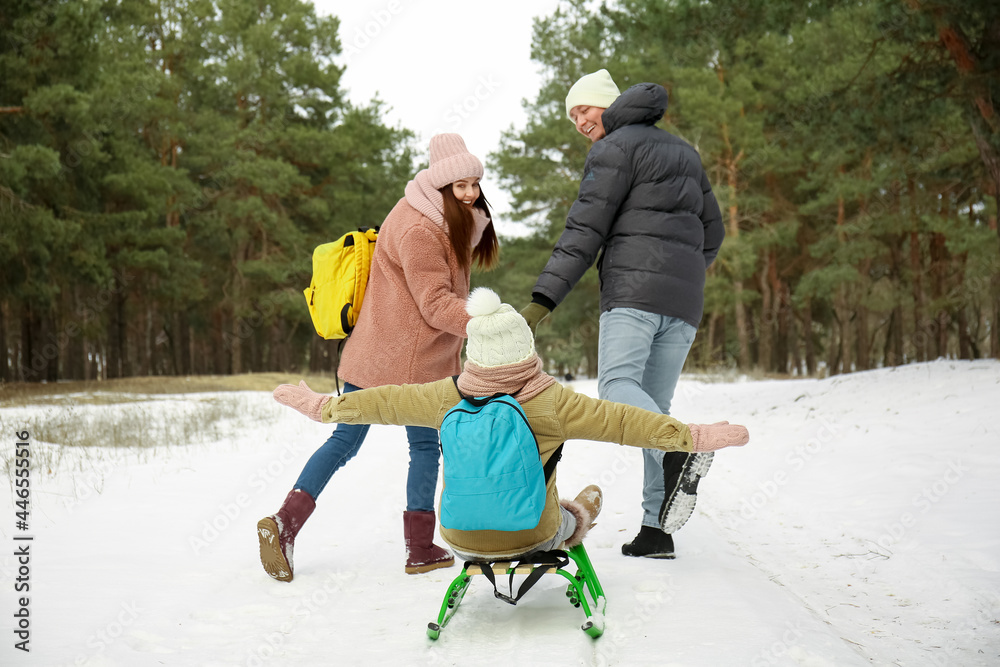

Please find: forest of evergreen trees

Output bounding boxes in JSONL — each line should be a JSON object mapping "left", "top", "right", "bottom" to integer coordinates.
{"left": 2, "top": 0, "right": 998, "bottom": 383}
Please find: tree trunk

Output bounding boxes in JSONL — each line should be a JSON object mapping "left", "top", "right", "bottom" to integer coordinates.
{"left": 708, "top": 312, "right": 726, "bottom": 366}
{"left": 955, "top": 307, "right": 970, "bottom": 359}
{"left": 693, "top": 315, "right": 706, "bottom": 367}
{"left": 585, "top": 326, "right": 599, "bottom": 379}
{"left": 19, "top": 306, "right": 31, "bottom": 381}
{"left": 885, "top": 238, "right": 906, "bottom": 366}
{"left": 141, "top": 304, "right": 152, "bottom": 376}
{"left": 855, "top": 258, "right": 872, "bottom": 371}
{"left": 82, "top": 340, "right": 91, "bottom": 380}
{"left": 229, "top": 312, "right": 242, "bottom": 375}
{"left": 802, "top": 301, "right": 816, "bottom": 376}
{"left": 993, "top": 296, "right": 1000, "bottom": 359}
{"left": 908, "top": 179, "right": 928, "bottom": 362}
{"left": 268, "top": 321, "right": 283, "bottom": 371}
{"left": 212, "top": 309, "right": 229, "bottom": 374}
{"left": 19, "top": 308, "right": 47, "bottom": 382}
{"left": 962, "top": 71, "right": 1000, "bottom": 253}
{"left": 308, "top": 334, "right": 319, "bottom": 374}
{"left": 827, "top": 312, "right": 842, "bottom": 377}
{"left": 834, "top": 190, "right": 852, "bottom": 374}
{"left": 776, "top": 280, "right": 791, "bottom": 375}
{"left": 788, "top": 294, "right": 803, "bottom": 376}
{"left": 855, "top": 303, "right": 870, "bottom": 371}
{"left": 832, "top": 286, "right": 852, "bottom": 375}
{"left": 193, "top": 336, "right": 207, "bottom": 375}
{"left": 178, "top": 310, "right": 192, "bottom": 375}
{"left": 66, "top": 292, "right": 85, "bottom": 381}
{"left": 39, "top": 313, "right": 58, "bottom": 382}
{"left": 910, "top": 2, "right": 1000, "bottom": 252}
{"left": 0, "top": 300, "right": 8, "bottom": 383}
{"left": 757, "top": 251, "right": 772, "bottom": 372}
{"left": 107, "top": 280, "right": 126, "bottom": 379}
{"left": 714, "top": 71, "right": 750, "bottom": 370}
{"left": 930, "top": 229, "right": 950, "bottom": 358}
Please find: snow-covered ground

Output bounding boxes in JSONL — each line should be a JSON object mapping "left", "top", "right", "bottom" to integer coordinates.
{"left": 2, "top": 359, "right": 998, "bottom": 666}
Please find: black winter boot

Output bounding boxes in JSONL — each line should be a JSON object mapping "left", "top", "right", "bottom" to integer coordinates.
{"left": 622, "top": 525, "right": 676, "bottom": 559}
{"left": 659, "top": 451, "right": 714, "bottom": 534}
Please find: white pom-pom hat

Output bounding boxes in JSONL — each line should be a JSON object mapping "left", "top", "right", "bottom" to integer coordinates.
{"left": 465, "top": 287, "right": 535, "bottom": 368}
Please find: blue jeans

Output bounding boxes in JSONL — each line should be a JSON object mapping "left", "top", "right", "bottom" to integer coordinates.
{"left": 293, "top": 382, "right": 442, "bottom": 512}
{"left": 597, "top": 308, "right": 696, "bottom": 529}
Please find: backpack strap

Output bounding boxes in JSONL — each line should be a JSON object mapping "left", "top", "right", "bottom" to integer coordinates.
{"left": 543, "top": 443, "right": 563, "bottom": 484}
{"left": 475, "top": 550, "right": 570, "bottom": 606}
{"left": 330, "top": 226, "right": 380, "bottom": 398}
{"left": 333, "top": 339, "right": 346, "bottom": 396}
{"left": 450, "top": 375, "right": 505, "bottom": 406}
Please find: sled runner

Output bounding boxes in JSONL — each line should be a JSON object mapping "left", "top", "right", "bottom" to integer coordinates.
{"left": 426, "top": 544, "right": 606, "bottom": 640}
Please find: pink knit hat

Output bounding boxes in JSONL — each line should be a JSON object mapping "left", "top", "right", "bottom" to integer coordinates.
{"left": 427, "top": 134, "right": 484, "bottom": 189}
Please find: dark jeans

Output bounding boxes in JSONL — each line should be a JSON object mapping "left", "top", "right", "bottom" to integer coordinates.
{"left": 293, "top": 382, "right": 442, "bottom": 511}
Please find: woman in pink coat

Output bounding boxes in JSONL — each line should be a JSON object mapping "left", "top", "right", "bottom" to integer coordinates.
{"left": 257, "top": 134, "right": 499, "bottom": 581}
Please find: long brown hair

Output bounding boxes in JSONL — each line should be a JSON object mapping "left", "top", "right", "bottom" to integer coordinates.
{"left": 440, "top": 185, "right": 499, "bottom": 271}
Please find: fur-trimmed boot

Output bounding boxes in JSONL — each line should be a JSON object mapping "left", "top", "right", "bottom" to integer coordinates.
{"left": 403, "top": 511, "right": 455, "bottom": 574}
{"left": 560, "top": 485, "right": 603, "bottom": 548}
{"left": 257, "top": 489, "right": 316, "bottom": 582}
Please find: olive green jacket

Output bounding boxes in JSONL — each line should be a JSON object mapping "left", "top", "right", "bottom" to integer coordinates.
{"left": 322, "top": 378, "right": 693, "bottom": 558}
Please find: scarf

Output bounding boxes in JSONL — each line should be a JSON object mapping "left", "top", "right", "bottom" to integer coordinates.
{"left": 469, "top": 207, "right": 490, "bottom": 247}
{"left": 404, "top": 169, "right": 445, "bottom": 226}
{"left": 456, "top": 355, "right": 556, "bottom": 404}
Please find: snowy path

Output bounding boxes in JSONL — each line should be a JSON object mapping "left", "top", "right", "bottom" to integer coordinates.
{"left": 2, "top": 360, "right": 998, "bottom": 666}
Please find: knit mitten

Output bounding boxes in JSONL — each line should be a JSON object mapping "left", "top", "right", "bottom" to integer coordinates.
{"left": 688, "top": 421, "right": 750, "bottom": 452}
{"left": 519, "top": 302, "right": 551, "bottom": 334}
{"left": 273, "top": 381, "right": 331, "bottom": 422}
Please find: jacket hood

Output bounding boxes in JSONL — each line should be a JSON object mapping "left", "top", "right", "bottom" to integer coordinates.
{"left": 602, "top": 83, "right": 669, "bottom": 135}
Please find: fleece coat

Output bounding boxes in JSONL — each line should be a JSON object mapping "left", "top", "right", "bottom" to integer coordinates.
{"left": 337, "top": 196, "right": 471, "bottom": 388}
{"left": 321, "top": 378, "right": 694, "bottom": 559}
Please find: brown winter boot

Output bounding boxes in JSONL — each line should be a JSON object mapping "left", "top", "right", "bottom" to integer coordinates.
{"left": 403, "top": 511, "right": 454, "bottom": 574}
{"left": 561, "top": 485, "right": 603, "bottom": 547}
{"left": 575, "top": 484, "right": 603, "bottom": 523}
{"left": 257, "top": 489, "right": 316, "bottom": 582}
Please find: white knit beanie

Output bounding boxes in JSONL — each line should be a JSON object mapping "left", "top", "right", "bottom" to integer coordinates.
{"left": 427, "top": 134, "right": 484, "bottom": 189}
{"left": 465, "top": 288, "right": 535, "bottom": 368}
{"left": 565, "top": 69, "right": 621, "bottom": 119}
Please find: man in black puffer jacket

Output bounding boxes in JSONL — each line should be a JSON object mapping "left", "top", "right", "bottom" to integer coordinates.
{"left": 521, "top": 69, "right": 726, "bottom": 559}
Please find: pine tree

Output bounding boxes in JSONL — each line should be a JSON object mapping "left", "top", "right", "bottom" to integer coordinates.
{"left": 491, "top": 0, "right": 998, "bottom": 371}
{"left": 1, "top": 0, "right": 415, "bottom": 381}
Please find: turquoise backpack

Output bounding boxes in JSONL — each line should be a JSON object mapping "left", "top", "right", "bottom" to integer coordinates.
{"left": 440, "top": 379, "right": 562, "bottom": 532}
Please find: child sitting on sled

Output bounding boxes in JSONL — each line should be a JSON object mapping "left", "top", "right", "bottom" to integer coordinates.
{"left": 272, "top": 288, "right": 749, "bottom": 563}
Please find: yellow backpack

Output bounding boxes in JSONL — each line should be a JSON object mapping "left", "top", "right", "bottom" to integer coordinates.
{"left": 303, "top": 227, "right": 379, "bottom": 340}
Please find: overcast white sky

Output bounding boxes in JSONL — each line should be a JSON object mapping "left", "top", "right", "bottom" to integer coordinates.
{"left": 312, "top": 0, "right": 565, "bottom": 231}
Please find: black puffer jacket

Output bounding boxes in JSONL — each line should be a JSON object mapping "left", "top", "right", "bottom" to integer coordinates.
{"left": 532, "top": 83, "right": 724, "bottom": 328}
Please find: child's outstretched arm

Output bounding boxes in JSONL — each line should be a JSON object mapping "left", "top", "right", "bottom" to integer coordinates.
{"left": 555, "top": 385, "right": 749, "bottom": 452}
{"left": 688, "top": 421, "right": 750, "bottom": 452}
{"left": 273, "top": 378, "right": 455, "bottom": 429}
{"left": 273, "top": 381, "right": 330, "bottom": 421}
